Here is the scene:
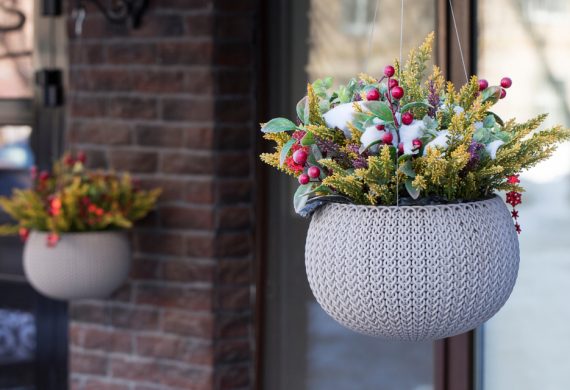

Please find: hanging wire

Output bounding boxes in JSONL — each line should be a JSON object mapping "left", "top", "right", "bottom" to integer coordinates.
{"left": 364, "top": 0, "right": 380, "bottom": 74}
{"left": 448, "top": 0, "right": 469, "bottom": 82}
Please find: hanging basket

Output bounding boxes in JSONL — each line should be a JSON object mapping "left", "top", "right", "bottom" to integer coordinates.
{"left": 23, "top": 231, "right": 131, "bottom": 301}
{"left": 305, "top": 196, "right": 520, "bottom": 341}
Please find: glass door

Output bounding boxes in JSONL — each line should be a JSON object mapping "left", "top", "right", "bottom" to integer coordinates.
{"left": 0, "top": 1, "right": 67, "bottom": 388}
{"left": 477, "top": 0, "right": 570, "bottom": 389}
{"left": 262, "top": 1, "right": 438, "bottom": 389}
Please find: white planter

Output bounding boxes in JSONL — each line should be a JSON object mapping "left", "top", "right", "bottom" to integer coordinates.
{"left": 23, "top": 231, "right": 131, "bottom": 301}
{"left": 305, "top": 196, "right": 520, "bottom": 341}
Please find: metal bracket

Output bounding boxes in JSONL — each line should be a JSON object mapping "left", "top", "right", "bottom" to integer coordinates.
{"left": 76, "top": 0, "right": 149, "bottom": 28}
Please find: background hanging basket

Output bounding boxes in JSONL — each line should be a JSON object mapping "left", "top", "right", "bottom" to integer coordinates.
{"left": 305, "top": 196, "right": 520, "bottom": 341}
{"left": 23, "top": 231, "right": 131, "bottom": 301}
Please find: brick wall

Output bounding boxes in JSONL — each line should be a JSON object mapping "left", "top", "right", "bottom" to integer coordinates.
{"left": 66, "top": 1, "right": 258, "bottom": 389}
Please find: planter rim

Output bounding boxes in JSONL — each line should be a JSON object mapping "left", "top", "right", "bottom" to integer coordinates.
{"left": 318, "top": 194, "right": 500, "bottom": 212}
{"left": 29, "top": 230, "right": 129, "bottom": 237}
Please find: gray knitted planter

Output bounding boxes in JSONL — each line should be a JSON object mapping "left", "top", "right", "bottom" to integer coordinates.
{"left": 305, "top": 196, "right": 520, "bottom": 341}
{"left": 23, "top": 231, "right": 131, "bottom": 301}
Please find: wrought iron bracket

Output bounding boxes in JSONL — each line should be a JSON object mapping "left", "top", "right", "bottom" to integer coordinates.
{"left": 71, "top": 0, "right": 148, "bottom": 28}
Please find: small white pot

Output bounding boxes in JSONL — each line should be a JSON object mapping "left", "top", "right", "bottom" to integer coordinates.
{"left": 23, "top": 231, "right": 131, "bottom": 301}
{"left": 305, "top": 196, "right": 520, "bottom": 341}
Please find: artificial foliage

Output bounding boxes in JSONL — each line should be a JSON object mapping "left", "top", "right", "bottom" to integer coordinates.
{"left": 260, "top": 33, "right": 570, "bottom": 230}
{"left": 0, "top": 152, "right": 161, "bottom": 246}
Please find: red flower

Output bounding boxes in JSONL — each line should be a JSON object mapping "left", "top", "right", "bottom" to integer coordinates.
{"left": 49, "top": 197, "right": 62, "bottom": 216}
{"left": 511, "top": 210, "right": 519, "bottom": 219}
{"left": 507, "top": 175, "right": 520, "bottom": 184}
{"left": 506, "top": 191, "right": 522, "bottom": 207}
{"left": 285, "top": 156, "right": 304, "bottom": 173}
{"left": 515, "top": 223, "right": 521, "bottom": 234}
{"left": 292, "top": 131, "right": 306, "bottom": 141}
{"left": 47, "top": 233, "right": 59, "bottom": 247}
{"left": 19, "top": 227, "right": 29, "bottom": 242}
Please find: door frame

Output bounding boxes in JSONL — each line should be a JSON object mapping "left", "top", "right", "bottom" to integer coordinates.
{"left": 255, "top": 0, "right": 479, "bottom": 388}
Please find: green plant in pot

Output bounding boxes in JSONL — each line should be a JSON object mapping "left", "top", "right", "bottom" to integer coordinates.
{"left": 0, "top": 152, "right": 161, "bottom": 301}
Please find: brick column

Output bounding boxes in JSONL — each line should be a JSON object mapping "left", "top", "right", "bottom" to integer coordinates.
{"left": 66, "top": 1, "right": 257, "bottom": 389}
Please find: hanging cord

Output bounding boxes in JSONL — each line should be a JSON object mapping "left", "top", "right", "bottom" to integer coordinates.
{"left": 448, "top": 0, "right": 469, "bottom": 82}
{"left": 396, "top": 0, "right": 404, "bottom": 207}
{"left": 364, "top": 0, "right": 380, "bottom": 74}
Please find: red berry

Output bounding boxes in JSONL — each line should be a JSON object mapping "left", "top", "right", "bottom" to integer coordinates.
{"left": 398, "top": 143, "right": 404, "bottom": 155}
{"left": 388, "top": 79, "right": 399, "bottom": 89}
{"left": 39, "top": 171, "right": 50, "bottom": 181}
{"left": 366, "top": 88, "right": 380, "bottom": 101}
{"left": 500, "top": 88, "right": 507, "bottom": 99}
{"left": 30, "top": 166, "right": 37, "bottom": 179}
{"left": 500, "top": 77, "right": 512, "bottom": 89}
{"left": 390, "top": 86, "right": 404, "bottom": 100}
{"left": 382, "top": 132, "right": 393, "bottom": 144}
{"left": 19, "top": 227, "right": 29, "bottom": 243}
{"left": 412, "top": 138, "right": 423, "bottom": 150}
{"left": 47, "top": 233, "right": 59, "bottom": 248}
{"left": 384, "top": 65, "right": 395, "bottom": 77}
{"left": 375, "top": 124, "right": 385, "bottom": 131}
{"left": 298, "top": 174, "right": 310, "bottom": 185}
{"left": 64, "top": 154, "right": 75, "bottom": 166}
{"left": 478, "top": 79, "right": 488, "bottom": 91}
{"left": 307, "top": 166, "right": 320, "bottom": 179}
{"left": 292, "top": 149, "right": 308, "bottom": 165}
{"left": 77, "top": 151, "right": 87, "bottom": 164}
{"left": 401, "top": 112, "right": 414, "bottom": 125}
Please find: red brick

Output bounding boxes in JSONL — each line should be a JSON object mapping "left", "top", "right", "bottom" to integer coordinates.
{"left": 70, "top": 95, "right": 107, "bottom": 118}
{"left": 216, "top": 364, "right": 250, "bottom": 389}
{"left": 185, "top": 14, "right": 213, "bottom": 36}
{"left": 217, "top": 179, "right": 252, "bottom": 204}
{"left": 71, "top": 350, "right": 108, "bottom": 375}
{"left": 109, "top": 150, "right": 158, "bottom": 173}
{"left": 109, "top": 283, "right": 132, "bottom": 302}
{"left": 215, "top": 70, "right": 252, "bottom": 95}
{"left": 184, "top": 126, "right": 215, "bottom": 149}
{"left": 135, "top": 231, "right": 185, "bottom": 256}
{"left": 216, "top": 153, "right": 250, "bottom": 177}
{"left": 139, "top": 178, "right": 185, "bottom": 202}
{"left": 216, "top": 98, "right": 252, "bottom": 123}
{"left": 130, "top": 257, "right": 160, "bottom": 280}
{"left": 214, "top": 43, "right": 252, "bottom": 67}
{"left": 218, "top": 206, "right": 251, "bottom": 229}
{"left": 217, "top": 286, "right": 250, "bottom": 310}
{"left": 107, "top": 43, "right": 157, "bottom": 65}
{"left": 110, "top": 306, "right": 159, "bottom": 330}
{"left": 136, "top": 284, "right": 212, "bottom": 311}
{"left": 110, "top": 356, "right": 213, "bottom": 388}
{"left": 69, "top": 42, "right": 105, "bottom": 64}
{"left": 84, "top": 379, "right": 130, "bottom": 390}
{"left": 216, "top": 233, "right": 251, "bottom": 257}
{"left": 151, "top": 0, "right": 212, "bottom": 11}
{"left": 215, "top": 313, "right": 250, "bottom": 339}
{"left": 130, "top": 14, "right": 185, "bottom": 38}
{"left": 159, "top": 205, "right": 214, "bottom": 230}
{"left": 162, "top": 98, "right": 214, "bottom": 122}
{"left": 68, "top": 121, "right": 132, "bottom": 145}
{"left": 218, "top": 259, "right": 251, "bottom": 285}
{"left": 185, "top": 233, "right": 215, "bottom": 258}
{"left": 71, "top": 303, "right": 110, "bottom": 324}
{"left": 215, "top": 15, "right": 254, "bottom": 42}
{"left": 158, "top": 41, "right": 212, "bottom": 66}
{"left": 136, "top": 334, "right": 213, "bottom": 365}
{"left": 162, "top": 260, "right": 215, "bottom": 283}
{"left": 217, "top": 126, "right": 252, "bottom": 150}
{"left": 81, "top": 149, "right": 108, "bottom": 169}
{"left": 215, "top": 339, "right": 250, "bottom": 364}
{"left": 161, "top": 152, "right": 214, "bottom": 175}
{"left": 82, "top": 328, "right": 132, "bottom": 353}
{"left": 135, "top": 125, "right": 184, "bottom": 147}
{"left": 131, "top": 70, "right": 187, "bottom": 93}
{"left": 185, "top": 69, "right": 214, "bottom": 95}
{"left": 185, "top": 179, "right": 215, "bottom": 204}
{"left": 162, "top": 310, "right": 214, "bottom": 339}
{"left": 108, "top": 97, "right": 158, "bottom": 120}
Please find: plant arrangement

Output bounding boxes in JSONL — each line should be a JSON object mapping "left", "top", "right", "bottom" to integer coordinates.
{"left": 260, "top": 33, "right": 570, "bottom": 231}
{"left": 0, "top": 152, "right": 161, "bottom": 246}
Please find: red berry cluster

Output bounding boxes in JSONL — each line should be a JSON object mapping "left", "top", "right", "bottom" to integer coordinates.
{"left": 505, "top": 175, "right": 522, "bottom": 234}
{"left": 286, "top": 131, "right": 321, "bottom": 185}
{"left": 478, "top": 77, "right": 512, "bottom": 99}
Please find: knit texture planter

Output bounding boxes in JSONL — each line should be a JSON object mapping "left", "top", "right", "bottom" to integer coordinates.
{"left": 305, "top": 196, "right": 520, "bottom": 341}
{"left": 23, "top": 231, "right": 131, "bottom": 301}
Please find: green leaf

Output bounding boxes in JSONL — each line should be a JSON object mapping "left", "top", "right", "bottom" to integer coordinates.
{"left": 323, "top": 76, "right": 333, "bottom": 89}
{"left": 405, "top": 179, "right": 421, "bottom": 199}
{"left": 279, "top": 138, "right": 296, "bottom": 166}
{"left": 294, "top": 183, "right": 314, "bottom": 213}
{"left": 296, "top": 97, "right": 308, "bottom": 124}
{"left": 401, "top": 101, "right": 432, "bottom": 112}
{"left": 301, "top": 131, "right": 315, "bottom": 146}
{"left": 261, "top": 118, "right": 297, "bottom": 133}
{"left": 364, "top": 101, "right": 394, "bottom": 123}
{"left": 481, "top": 86, "right": 502, "bottom": 104}
{"left": 399, "top": 160, "right": 416, "bottom": 178}
{"left": 485, "top": 111, "right": 504, "bottom": 126}
{"left": 310, "top": 144, "right": 323, "bottom": 161}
